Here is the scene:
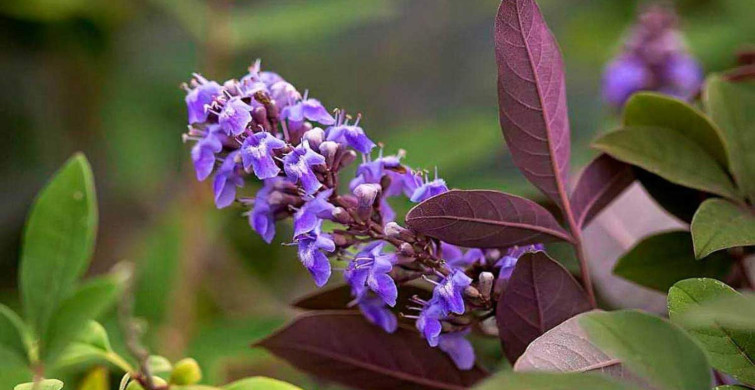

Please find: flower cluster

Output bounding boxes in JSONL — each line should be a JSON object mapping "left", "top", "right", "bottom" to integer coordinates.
{"left": 181, "top": 61, "right": 544, "bottom": 370}
{"left": 602, "top": 5, "right": 703, "bottom": 107}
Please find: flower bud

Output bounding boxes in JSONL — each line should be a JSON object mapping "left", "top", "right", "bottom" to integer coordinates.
{"left": 169, "top": 357, "right": 202, "bottom": 385}
{"left": 302, "top": 127, "right": 325, "bottom": 150}
{"left": 331, "top": 207, "right": 352, "bottom": 224}
{"left": 251, "top": 106, "right": 269, "bottom": 131}
{"left": 354, "top": 183, "right": 381, "bottom": 221}
{"left": 126, "top": 377, "right": 167, "bottom": 390}
{"left": 398, "top": 242, "right": 415, "bottom": 257}
{"left": 319, "top": 141, "right": 340, "bottom": 167}
{"left": 478, "top": 271, "right": 494, "bottom": 299}
{"left": 384, "top": 222, "right": 415, "bottom": 242}
{"left": 339, "top": 150, "right": 357, "bottom": 168}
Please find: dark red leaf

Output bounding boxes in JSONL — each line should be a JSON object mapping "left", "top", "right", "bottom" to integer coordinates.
{"left": 405, "top": 190, "right": 572, "bottom": 248}
{"left": 495, "top": 0, "right": 572, "bottom": 210}
{"left": 255, "top": 312, "right": 488, "bottom": 390}
{"left": 496, "top": 251, "right": 592, "bottom": 363}
{"left": 570, "top": 154, "right": 634, "bottom": 228}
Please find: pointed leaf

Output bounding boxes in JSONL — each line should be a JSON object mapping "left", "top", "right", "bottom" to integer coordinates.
{"left": 691, "top": 198, "right": 755, "bottom": 258}
{"left": 570, "top": 154, "right": 634, "bottom": 228}
{"left": 256, "top": 312, "right": 487, "bottom": 390}
{"left": 14, "top": 380, "right": 64, "bottom": 390}
{"left": 612, "top": 231, "right": 733, "bottom": 292}
{"left": 42, "top": 275, "right": 122, "bottom": 364}
{"left": 474, "top": 372, "right": 641, "bottom": 390}
{"left": 496, "top": 252, "right": 592, "bottom": 363}
{"left": 593, "top": 126, "right": 739, "bottom": 201}
{"left": 705, "top": 76, "right": 755, "bottom": 201}
{"left": 669, "top": 278, "right": 755, "bottom": 385}
{"left": 0, "top": 304, "right": 30, "bottom": 364}
{"left": 405, "top": 190, "right": 572, "bottom": 248}
{"left": 223, "top": 377, "right": 303, "bottom": 390}
{"left": 579, "top": 310, "right": 711, "bottom": 390}
{"left": 624, "top": 92, "right": 729, "bottom": 168}
{"left": 494, "top": 0, "right": 572, "bottom": 210}
{"left": 20, "top": 153, "right": 98, "bottom": 336}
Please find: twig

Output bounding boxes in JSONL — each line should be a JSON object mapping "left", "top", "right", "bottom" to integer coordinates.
{"left": 117, "top": 263, "right": 157, "bottom": 390}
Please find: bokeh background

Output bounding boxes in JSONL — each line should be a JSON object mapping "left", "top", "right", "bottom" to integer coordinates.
{"left": 0, "top": 0, "right": 753, "bottom": 388}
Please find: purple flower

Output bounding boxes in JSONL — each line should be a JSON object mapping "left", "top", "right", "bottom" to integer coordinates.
{"left": 281, "top": 97, "right": 336, "bottom": 125}
{"left": 326, "top": 113, "right": 375, "bottom": 154}
{"left": 190, "top": 131, "right": 222, "bottom": 181}
{"left": 440, "top": 243, "right": 484, "bottom": 269}
{"left": 602, "top": 55, "right": 651, "bottom": 106}
{"left": 297, "top": 221, "right": 335, "bottom": 287}
{"left": 240, "top": 132, "right": 287, "bottom": 179}
{"left": 430, "top": 270, "right": 472, "bottom": 315}
{"left": 270, "top": 81, "right": 301, "bottom": 108}
{"left": 349, "top": 154, "right": 404, "bottom": 196}
{"left": 213, "top": 151, "right": 244, "bottom": 209}
{"left": 344, "top": 242, "right": 398, "bottom": 306}
{"left": 293, "top": 189, "right": 335, "bottom": 237}
{"left": 661, "top": 54, "right": 703, "bottom": 100}
{"left": 438, "top": 331, "right": 475, "bottom": 370}
{"left": 496, "top": 244, "right": 544, "bottom": 279}
{"left": 283, "top": 141, "right": 326, "bottom": 195}
{"left": 357, "top": 296, "right": 397, "bottom": 333}
{"left": 218, "top": 97, "right": 252, "bottom": 136}
{"left": 409, "top": 172, "right": 449, "bottom": 203}
{"left": 416, "top": 298, "right": 445, "bottom": 347}
{"left": 185, "top": 75, "right": 221, "bottom": 124}
{"left": 249, "top": 178, "right": 281, "bottom": 243}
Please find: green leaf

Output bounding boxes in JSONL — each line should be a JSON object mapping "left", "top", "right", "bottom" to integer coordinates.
{"left": 20, "top": 153, "right": 98, "bottom": 337}
{"left": 613, "top": 231, "right": 732, "bottom": 292}
{"left": 691, "top": 198, "right": 755, "bottom": 258}
{"left": 593, "top": 126, "right": 739, "bottom": 200}
{"left": 473, "top": 372, "right": 640, "bottom": 390}
{"left": 680, "top": 293, "right": 755, "bottom": 330}
{"left": 75, "top": 321, "right": 113, "bottom": 352}
{"left": 0, "top": 347, "right": 33, "bottom": 390}
{"left": 78, "top": 367, "right": 109, "bottom": 390}
{"left": 624, "top": 92, "right": 729, "bottom": 168}
{"left": 669, "top": 278, "right": 755, "bottom": 386}
{"left": 14, "top": 379, "right": 64, "bottom": 390}
{"left": 705, "top": 76, "right": 755, "bottom": 201}
{"left": 147, "top": 355, "right": 172, "bottom": 374}
{"left": 579, "top": 310, "right": 711, "bottom": 390}
{"left": 42, "top": 275, "right": 122, "bottom": 364}
{"left": 0, "top": 304, "right": 30, "bottom": 364}
{"left": 223, "top": 377, "right": 303, "bottom": 390}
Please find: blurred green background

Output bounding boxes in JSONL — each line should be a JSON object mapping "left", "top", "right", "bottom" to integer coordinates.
{"left": 0, "top": 0, "right": 752, "bottom": 388}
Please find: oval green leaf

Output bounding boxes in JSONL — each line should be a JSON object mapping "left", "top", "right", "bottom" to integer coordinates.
{"left": 223, "top": 377, "right": 303, "bottom": 390}
{"left": 691, "top": 198, "right": 755, "bottom": 258}
{"left": 473, "top": 372, "right": 640, "bottom": 390}
{"left": 14, "top": 379, "right": 64, "bottom": 390}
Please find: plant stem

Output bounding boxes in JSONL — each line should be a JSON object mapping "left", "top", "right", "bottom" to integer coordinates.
{"left": 559, "top": 191, "right": 597, "bottom": 308}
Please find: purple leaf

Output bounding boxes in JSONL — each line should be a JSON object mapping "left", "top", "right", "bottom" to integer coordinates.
{"left": 405, "top": 190, "right": 572, "bottom": 248}
{"left": 255, "top": 312, "right": 488, "bottom": 390}
{"left": 495, "top": 0, "right": 572, "bottom": 211}
{"left": 496, "top": 251, "right": 592, "bottom": 363}
{"left": 570, "top": 154, "right": 634, "bottom": 229}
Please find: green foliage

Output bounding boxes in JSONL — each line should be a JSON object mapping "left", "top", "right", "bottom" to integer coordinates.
{"left": 223, "top": 377, "right": 303, "bottom": 390}
{"left": 55, "top": 321, "right": 131, "bottom": 372}
{"left": 592, "top": 126, "right": 739, "bottom": 200}
{"left": 668, "top": 278, "right": 755, "bottom": 386}
{"left": 20, "top": 153, "right": 98, "bottom": 338}
{"left": 704, "top": 76, "right": 755, "bottom": 202}
{"left": 678, "top": 293, "right": 755, "bottom": 331}
{"left": 473, "top": 372, "right": 640, "bottom": 390}
{"left": 623, "top": 92, "right": 729, "bottom": 168}
{"left": 170, "top": 358, "right": 202, "bottom": 385}
{"left": 612, "top": 231, "right": 732, "bottom": 292}
{"left": 14, "top": 379, "right": 64, "bottom": 390}
{"left": 579, "top": 310, "right": 711, "bottom": 390}
{"left": 691, "top": 198, "right": 755, "bottom": 258}
{"left": 0, "top": 304, "right": 31, "bottom": 364}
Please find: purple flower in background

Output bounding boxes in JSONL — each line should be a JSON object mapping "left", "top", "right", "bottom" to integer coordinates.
{"left": 344, "top": 242, "right": 398, "bottom": 306}
{"left": 249, "top": 178, "right": 281, "bottom": 244}
{"left": 185, "top": 74, "right": 221, "bottom": 124}
{"left": 496, "top": 244, "right": 545, "bottom": 279}
{"left": 661, "top": 54, "right": 703, "bottom": 100}
{"left": 410, "top": 173, "right": 449, "bottom": 203}
{"left": 602, "top": 55, "right": 651, "bottom": 106}
{"left": 190, "top": 131, "right": 222, "bottom": 181}
{"left": 430, "top": 270, "right": 472, "bottom": 315}
{"left": 416, "top": 298, "right": 445, "bottom": 347}
{"left": 240, "top": 131, "right": 287, "bottom": 179}
{"left": 441, "top": 243, "right": 484, "bottom": 269}
{"left": 283, "top": 141, "right": 326, "bottom": 195}
{"left": 293, "top": 189, "right": 335, "bottom": 237}
{"left": 218, "top": 97, "right": 252, "bottom": 136}
{"left": 297, "top": 221, "right": 335, "bottom": 287}
{"left": 438, "top": 331, "right": 475, "bottom": 370}
{"left": 357, "top": 296, "right": 397, "bottom": 333}
{"left": 213, "top": 151, "right": 244, "bottom": 209}
{"left": 281, "top": 97, "right": 336, "bottom": 125}
{"left": 326, "top": 113, "right": 375, "bottom": 154}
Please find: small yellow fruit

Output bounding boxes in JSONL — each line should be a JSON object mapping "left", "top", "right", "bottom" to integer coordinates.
{"left": 125, "top": 376, "right": 167, "bottom": 390}
{"left": 169, "top": 357, "right": 202, "bottom": 385}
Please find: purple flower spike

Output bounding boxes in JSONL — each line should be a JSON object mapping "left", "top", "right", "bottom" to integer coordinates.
{"left": 357, "top": 296, "right": 397, "bottom": 333}
{"left": 282, "top": 98, "right": 336, "bottom": 125}
{"left": 438, "top": 331, "right": 475, "bottom": 370}
{"left": 250, "top": 178, "right": 282, "bottom": 243}
{"left": 283, "top": 141, "right": 326, "bottom": 195}
{"left": 416, "top": 299, "right": 445, "bottom": 347}
{"left": 219, "top": 97, "right": 252, "bottom": 136}
{"left": 350, "top": 154, "right": 405, "bottom": 196}
{"left": 213, "top": 151, "right": 244, "bottom": 209}
{"left": 240, "top": 132, "right": 287, "bottom": 179}
{"left": 662, "top": 54, "right": 703, "bottom": 100}
{"left": 293, "top": 189, "right": 335, "bottom": 237}
{"left": 410, "top": 172, "right": 449, "bottom": 203}
{"left": 602, "top": 56, "right": 651, "bottom": 106}
{"left": 496, "top": 244, "right": 544, "bottom": 280}
{"left": 344, "top": 242, "right": 398, "bottom": 307}
{"left": 297, "top": 221, "right": 335, "bottom": 287}
{"left": 431, "top": 270, "right": 472, "bottom": 315}
{"left": 185, "top": 75, "right": 221, "bottom": 124}
{"left": 326, "top": 114, "right": 375, "bottom": 154}
{"left": 441, "top": 243, "right": 484, "bottom": 269}
{"left": 190, "top": 132, "right": 222, "bottom": 181}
